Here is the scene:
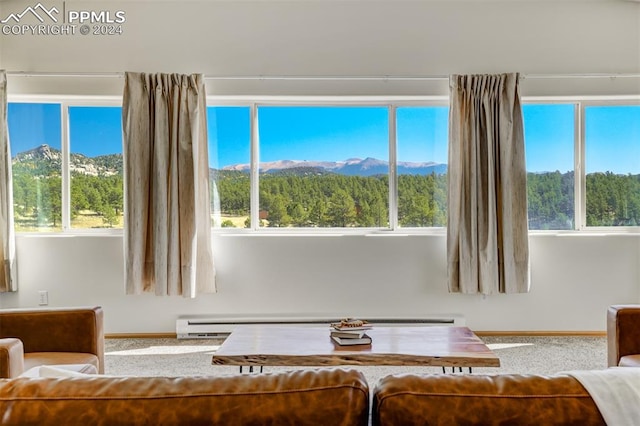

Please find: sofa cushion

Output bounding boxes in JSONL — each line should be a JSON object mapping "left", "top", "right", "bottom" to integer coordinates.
{"left": 373, "top": 373, "right": 606, "bottom": 426}
{"left": 24, "top": 352, "right": 99, "bottom": 372}
{"left": 619, "top": 354, "right": 640, "bottom": 367}
{"left": 0, "top": 368, "right": 369, "bottom": 426}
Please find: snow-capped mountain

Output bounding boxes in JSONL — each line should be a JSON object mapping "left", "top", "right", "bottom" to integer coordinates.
{"left": 222, "top": 157, "right": 447, "bottom": 176}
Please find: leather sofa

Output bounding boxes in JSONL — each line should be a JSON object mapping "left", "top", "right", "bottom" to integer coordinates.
{"left": 607, "top": 304, "right": 640, "bottom": 367}
{"left": 0, "top": 368, "right": 370, "bottom": 426}
{"left": 0, "top": 306, "right": 104, "bottom": 378}
{"left": 0, "top": 369, "right": 612, "bottom": 425}
{"left": 373, "top": 373, "right": 606, "bottom": 425}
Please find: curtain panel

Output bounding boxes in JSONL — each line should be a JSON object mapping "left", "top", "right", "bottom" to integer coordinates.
{"left": 0, "top": 71, "right": 17, "bottom": 293}
{"left": 447, "top": 73, "right": 530, "bottom": 295}
{"left": 122, "top": 72, "right": 215, "bottom": 297}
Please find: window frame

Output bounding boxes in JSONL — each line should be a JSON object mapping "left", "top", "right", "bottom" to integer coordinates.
{"left": 521, "top": 100, "right": 579, "bottom": 232}
{"left": 8, "top": 95, "right": 123, "bottom": 235}
{"left": 7, "top": 94, "right": 639, "bottom": 236}
{"left": 579, "top": 99, "right": 640, "bottom": 232}
{"left": 524, "top": 96, "right": 640, "bottom": 234}
{"left": 208, "top": 96, "right": 450, "bottom": 235}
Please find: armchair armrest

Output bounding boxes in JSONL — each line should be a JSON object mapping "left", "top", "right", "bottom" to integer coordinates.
{"left": 0, "top": 306, "right": 104, "bottom": 373}
{"left": 0, "top": 338, "right": 25, "bottom": 378}
{"left": 607, "top": 305, "right": 640, "bottom": 367}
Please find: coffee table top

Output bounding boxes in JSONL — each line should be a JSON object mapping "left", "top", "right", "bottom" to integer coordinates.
{"left": 211, "top": 325, "right": 500, "bottom": 368}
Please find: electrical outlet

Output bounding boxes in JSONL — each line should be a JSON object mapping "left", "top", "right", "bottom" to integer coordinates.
{"left": 38, "top": 290, "right": 48, "bottom": 306}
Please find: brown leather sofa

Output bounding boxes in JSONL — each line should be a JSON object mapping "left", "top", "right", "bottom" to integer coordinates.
{"left": 0, "top": 368, "right": 370, "bottom": 426}
{"left": 0, "top": 306, "right": 104, "bottom": 378}
{"left": 607, "top": 304, "right": 640, "bottom": 367}
{"left": 373, "top": 373, "right": 606, "bottom": 426}
{"left": 0, "top": 368, "right": 611, "bottom": 426}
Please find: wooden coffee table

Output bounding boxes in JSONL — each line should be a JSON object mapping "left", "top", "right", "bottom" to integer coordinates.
{"left": 211, "top": 325, "right": 499, "bottom": 372}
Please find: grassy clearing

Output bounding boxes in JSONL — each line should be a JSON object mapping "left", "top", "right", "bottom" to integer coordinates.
{"left": 219, "top": 215, "right": 249, "bottom": 228}
{"left": 14, "top": 212, "right": 252, "bottom": 231}
{"left": 14, "top": 210, "right": 123, "bottom": 232}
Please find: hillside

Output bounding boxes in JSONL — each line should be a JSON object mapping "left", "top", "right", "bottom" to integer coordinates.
{"left": 13, "top": 144, "right": 121, "bottom": 177}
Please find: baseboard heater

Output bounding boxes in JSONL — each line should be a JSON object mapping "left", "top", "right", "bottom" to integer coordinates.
{"left": 176, "top": 314, "right": 465, "bottom": 339}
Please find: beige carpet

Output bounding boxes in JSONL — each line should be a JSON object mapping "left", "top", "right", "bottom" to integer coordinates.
{"left": 104, "top": 335, "right": 607, "bottom": 386}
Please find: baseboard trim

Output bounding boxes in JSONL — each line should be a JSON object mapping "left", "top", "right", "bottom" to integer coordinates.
{"left": 105, "top": 331, "right": 606, "bottom": 339}
{"left": 476, "top": 331, "right": 606, "bottom": 337}
{"left": 106, "top": 333, "right": 177, "bottom": 339}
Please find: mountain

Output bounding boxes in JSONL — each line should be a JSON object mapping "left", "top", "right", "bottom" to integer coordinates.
{"left": 222, "top": 157, "right": 447, "bottom": 176}
{"left": 12, "top": 144, "right": 121, "bottom": 177}
{"left": 12, "top": 145, "right": 446, "bottom": 178}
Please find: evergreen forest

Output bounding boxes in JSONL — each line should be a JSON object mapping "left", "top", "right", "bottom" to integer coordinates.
{"left": 11, "top": 160, "right": 640, "bottom": 230}
{"left": 214, "top": 169, "right": 640, "bottom": 229}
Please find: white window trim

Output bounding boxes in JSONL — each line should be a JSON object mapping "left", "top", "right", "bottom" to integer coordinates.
{"left": 208, "top": 96, "right": 449, "bottom": 235}
{"left": 8, "top": 95, "right": 123, "bottom": 235}
{"left": 7, "top": 94, "right": 640, "bottom": 236}
{"left": 579, "top": 99, "right": 640, "bottom": 232}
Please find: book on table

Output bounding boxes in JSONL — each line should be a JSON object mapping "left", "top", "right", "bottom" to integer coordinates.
{"left": 331, "top": 333, "right": 372, "bottom": 346}
{"left": 330, "top": 329, "right": 369, "bottom": 339}
{"left": 329, "top": 319, "right": 373, "bottom": 345}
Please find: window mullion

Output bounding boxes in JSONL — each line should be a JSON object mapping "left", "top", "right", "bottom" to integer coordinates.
{"left": 61, "top": 102, "right": 70, "bottom": 231}
{"left": 250, "top": 103, "right": 259, "bottom": 230}
{"left": 575, "top": 102, "right": 585, "bottom": 230}
{"left": 388, "top": 105, "right": 398, "bottom": 230}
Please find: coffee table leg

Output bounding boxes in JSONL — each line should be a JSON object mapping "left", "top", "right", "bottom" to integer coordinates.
{"left": 442, "top": 367, "right": 473, "bottom": 374}
{"left": 239, "top": 366, "right": 264, "bottom": 373}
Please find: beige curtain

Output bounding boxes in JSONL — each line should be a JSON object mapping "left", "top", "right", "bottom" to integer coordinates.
{"left": 0, "top": 70, "right": 17, "bottom": 293}
{"left": 447, "top": 73, "right": 529, "bottom": 295}
{"left": 122, "top": 72, "right": 215, "bottom": 297}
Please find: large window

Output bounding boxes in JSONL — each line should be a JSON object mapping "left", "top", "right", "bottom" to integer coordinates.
{"left": 69, "top": 106, "right": 123, "bottom": 229}
{"left": 257, "top": 106, "right": 389, "bottom": 228}
{"left": 585, "top": 105, "right": 640, "bottom": 227}
{"left": 207, "top": 106, "right": 251, "bottom": 228}
{"left": 8, "top": 100, "right": 123, "bottom": 233}
{"left": 7, "top": 97, "right": 639, "bottom": 234}
{"left": 8, "top": 103, "right": 62, "bottom": 232}
{"left": 523, "top": 104, "right": 575, "bottom": 230}
{"left": 209, "top": 103, "right": 450, "bottom": 230}
{"left": 396, "top": 106, "right": 448, "bottom": 227}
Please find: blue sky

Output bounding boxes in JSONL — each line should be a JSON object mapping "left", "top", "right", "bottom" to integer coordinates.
{"left": 523, "top": 104, "right": 575, "bottom": 173}
{"left": 585, "top": 105, "right": 640, "bottom": 174}
{"left": 8, "top": 103, "right": 62, "bottom": 152}
{"left": 68, "top": 106, "right": 123, "bottom": 157}
{"left": 7, "top": 102, "right": 640, "bottom": 174}
{"left": 7, "top": 103, "right": 123, "bottom": 157}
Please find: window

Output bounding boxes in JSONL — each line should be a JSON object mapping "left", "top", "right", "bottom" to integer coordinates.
{"left": 68, "top": 106, "right": 123, "bottom": 229}
{"left": 396, "top": 106, "right": 448, "bottom": 227}
{"left": 8, "top": 103, "right": 62, "bottom": 232}
{"left": 8, "top": 96, "right": 639, "bottom": 234}
{"left": 585, "top": 105, "right": 640, "bottom": 227}
{"left": 207, "top": 106, "right": 251, "bottom": 229}
{"left": 8, "top": 100, "right": 122, "bottom": 233}
{"left": 523, "top": 104, "right": 575, "bottom": 230}
{"left": 256, "top": 105, "right": 389, "bottom": 228}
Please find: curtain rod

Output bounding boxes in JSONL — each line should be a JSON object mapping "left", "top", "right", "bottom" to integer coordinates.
{"left": 4, "top": 71, "right": 640, "bottom": 81}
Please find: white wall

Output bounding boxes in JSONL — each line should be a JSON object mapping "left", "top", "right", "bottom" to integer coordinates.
{"left": 2, "top": 233, "right": 639, "bottom": 333}
{"left": 1, "top": 0, "right": 639, "bottom": 333}
{"left": 2, "top": 0, "right": 639, "bottom": 96}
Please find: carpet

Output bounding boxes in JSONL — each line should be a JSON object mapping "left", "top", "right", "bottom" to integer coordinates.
{"left": 104, "top": 335, "right": 607, "bottom": 386}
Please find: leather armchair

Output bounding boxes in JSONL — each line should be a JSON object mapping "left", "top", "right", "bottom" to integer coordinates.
{"left": 0, "top": 306, "right": 104, "bottom": 378}
{"left": 607, "top": 304, "right": 640, "bottom": 367}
